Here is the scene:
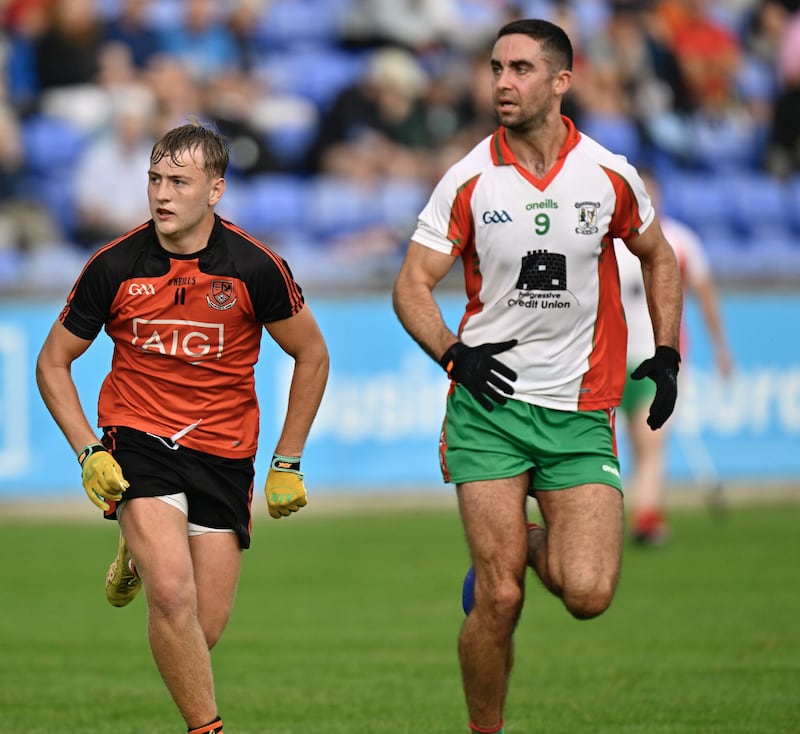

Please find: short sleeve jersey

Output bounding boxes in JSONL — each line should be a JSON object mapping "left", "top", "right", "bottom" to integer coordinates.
{"left": 59, "top": 215, "right": 304, "bottom": 458}
{"left": 412, "top": 117, "right": 653, "bottom": 410}
{"left": 616, "top": 215, "right": 710, "bottom": 363}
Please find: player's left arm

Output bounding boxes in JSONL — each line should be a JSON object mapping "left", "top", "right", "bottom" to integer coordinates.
{"left": 262, "top": 305, "right": 329, "bottom": 518}
{"left": 264, "top": 305, "right": 329, "bottom": 458}
{"left": 623, "top": 218, "right": 684, "bottom": 429}
{"left": 623, "top": 217, "right": 682, "bottom": 353}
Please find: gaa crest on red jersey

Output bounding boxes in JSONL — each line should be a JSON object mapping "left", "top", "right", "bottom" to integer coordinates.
{"left": 206, "top": 280, "right": 237, "bottom": 311}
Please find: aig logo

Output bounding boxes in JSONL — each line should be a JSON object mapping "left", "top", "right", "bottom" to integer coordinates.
{"left": 132, "top": 318, "right": 224, "bottom": 364}
{"left": 482, "top": 210, "right": 513, "bottom": 224}
{"left": 129, "top": 283, "right": 156, "bottom": 296}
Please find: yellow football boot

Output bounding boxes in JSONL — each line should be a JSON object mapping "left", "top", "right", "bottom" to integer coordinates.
{"left": 105, "top": 533, "right": 141, "bottom": 607}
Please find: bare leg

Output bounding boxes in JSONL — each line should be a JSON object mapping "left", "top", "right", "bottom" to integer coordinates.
{"left": 190, "top": 531, "right": 242, "bottom": 649}
{"left": 527, "top": 484, "right": 624, "bottom": 619}
{"left": 120, "top": 498, "right": 224, "bottom": 729}
{"left": 627, "top": 406, "right": 669, "bottom": 540}
{"left": 457, "top": 475, "right": 529, "bottom": 729}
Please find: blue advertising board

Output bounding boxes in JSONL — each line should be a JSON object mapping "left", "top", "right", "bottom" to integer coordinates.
{"left": 0, "top": 292, "right": 798, "bottom": 498}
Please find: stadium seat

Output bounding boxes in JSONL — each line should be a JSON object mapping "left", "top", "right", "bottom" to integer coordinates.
{"left": 746, "top": 224, "right": 800, "bottom": 276}
{"left": 662, "top": 172, "right": 733, "bottom": 233}
{"left": 377, "top": 177, "right": 429, "bottom": 231}
{"left": 307, "top": 175, "right": 384, "bottom": 237}
{"left": 258, "top": 46, "right": 365, "bottom": 111}
{"left": 580, "top": 113, "right": 641, "bottom": 163}
{"left": 786, "top": 176, "right": 800, "bottom": 235}
{"left": 223, "top": 174, "right": 310, "bottom": 238}
{"left": 696, "top": 225, "right": 755, "bottom": 280}
{"left": 253, "top": 0, "right": 350, "bottom": 50}
{"left": 21, "top": 115, "right": 87, "bottom": 175}
{"left": 725, "top": 173, "right": 790, "bottom": 236}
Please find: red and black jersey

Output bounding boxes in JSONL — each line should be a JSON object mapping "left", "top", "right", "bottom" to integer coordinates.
{"left": 59, "top": 215, "right": 304, "bottom": 459}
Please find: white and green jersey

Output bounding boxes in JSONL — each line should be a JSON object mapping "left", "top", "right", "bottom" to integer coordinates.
{"left": 412, "top": 117, "right": 653, "bottom": 411}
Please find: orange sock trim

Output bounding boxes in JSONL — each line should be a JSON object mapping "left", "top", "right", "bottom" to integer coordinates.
{"left": 469, "top": 720, "right": 504, "bottom": 733}
{"left": 188, "top": 716, "right": 223, "bottom": 734}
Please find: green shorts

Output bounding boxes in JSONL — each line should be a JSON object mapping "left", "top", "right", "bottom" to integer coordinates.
{"left": 440, "top": 385, "right": 622, "bottom": 493}
{"left": 619, "top": 363, "right": 656, "bottom": 419}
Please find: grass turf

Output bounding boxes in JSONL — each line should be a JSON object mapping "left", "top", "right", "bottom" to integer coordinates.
{"left": 1, "top": 502, "right": 798, "bottom": 733}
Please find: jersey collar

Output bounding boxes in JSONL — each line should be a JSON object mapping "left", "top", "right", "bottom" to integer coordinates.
{"left": 490, "top": 115, "right": 581, "bottom": 189}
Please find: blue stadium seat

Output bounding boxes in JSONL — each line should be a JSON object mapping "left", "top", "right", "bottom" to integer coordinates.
{"left": 787, "top": 176, "right": 800, "bottom": 235}
{"left": 580, "top": 113, "right": 641, "bottom": 163}
{"left": 745, "top": 224, "right": 800, "bottom": 278}
{"left": 696, "top": 225, "right": 755, "bottom": 280}
{"left": 254, "top": 0, "right": 351, "bottom": 49}
{"left": 21, "top": 115, "right": 87, "bottom": 175}
{"left": 377, "top": 178, "right": 429, "bottom": 231}
{"left": 223, "top": 174, "right": 310, "bottom": 238}
{"left": 661, "top": 172, "right": 732, "bottom": 233}
{"left": 264, "top": 121, "right": 319, "bottom": 168}
{"left": 307, "top": 175, "right": 383, "bottom": 237}
{"left": 258, "top": 46, "right": 364, "bottom": 111}
{"left": 725, "top": 173, "right": 790, "bottom": 236}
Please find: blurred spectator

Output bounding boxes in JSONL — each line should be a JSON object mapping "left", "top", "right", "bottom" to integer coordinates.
{"left": 226, "top": 0, "right": 265, "bottom": 73}
{"left": 200, "top": 70, "right": 286, "bottom": 177}
{"left": 649, "top": 0, "right": 766, "bottom": 170}
{"left": 32, "top": 0, "right": 113, "bottom": 135}
{"left": 339, "top": 0, "right": 462, "bottom": 52}
{"left": 142, "top": 52, "right": 203, "bottom": 135}
{"left": 71, "top": 84, "right": 156, "bottom": 249}
{"left": 0, "top": 0, "right": 796, "bottom": 291}
{"left": 654, "top": 0, "right": 741, "bottom": 110}
{"left": 33, "top": 0, "right": 103, "bottom": 91}
{"left": 1, "top": 0, "right": 50, "bottom": 114}
{"left": 155, "top": 0, "right": 243, "bottom": 82}
{"left": 304, "top": 46, "right": 435, "bottom": 183}
{"left": 102, "top": 0, "right": 161, "bottom": 70}
{"left": 765, "top": 1, "right": 800, "bottom": 177}
{"left": 578, "top": 1, "right": 691, "bottom": 162}
{"left": 96, "top": 36, "right": 143, "bottom": 90}
{"left": 0, "top": 92, "right": 64, "bottom": 285}
{"left": 417, "top": 46, "right": 497, "bottom": 180}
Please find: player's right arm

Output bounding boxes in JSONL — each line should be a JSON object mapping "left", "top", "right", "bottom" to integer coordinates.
{"left": 392, "top": 240, "right": 459, "bottom": 362}
{"left": 37, "top": 321, "right": 130, "bottom": 510}
{"left": 393, "top": 241, "right": 517, "bottom": 411}
{"left": 36, "top": 321, "right": 98, "bottom": 454}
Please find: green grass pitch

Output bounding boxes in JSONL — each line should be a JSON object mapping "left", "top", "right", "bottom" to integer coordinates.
{"left": 1, "top": 501, "right": 798, "bottom": 733}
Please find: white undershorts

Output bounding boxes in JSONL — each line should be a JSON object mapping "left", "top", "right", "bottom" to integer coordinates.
{"left": 117, "top": 492, "right": 236, "bottom": 537}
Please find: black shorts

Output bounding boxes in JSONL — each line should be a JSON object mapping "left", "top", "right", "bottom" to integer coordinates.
{"left": 102, "top": 426, "right": 255, "bottom": 549}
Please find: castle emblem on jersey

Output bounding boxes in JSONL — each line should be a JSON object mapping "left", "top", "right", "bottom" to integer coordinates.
{"left": 508, "top": 250, "right": 579, "bottom": 309}
{"left": 516, "top": 250, "right": 567, "bottom": 291}
{"left": 575, "top": 201, "right": 600, "bottom": 234}
{"left": 206, "top": 280, "right": 237, "bottom": 311}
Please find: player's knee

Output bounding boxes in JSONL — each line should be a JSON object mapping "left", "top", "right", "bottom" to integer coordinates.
{"left": 477, "top": 577, "right": 525, "bottom": 624}
{"left": 562, "top": 580, "right": 615, "bottom": 620}
{"left": 145, "top": 577, "right": 195, "bottom": 623}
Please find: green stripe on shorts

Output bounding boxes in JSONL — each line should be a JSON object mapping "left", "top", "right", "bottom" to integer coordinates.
{"left": 441, "top": 385, "right": 622, "bottom": 493}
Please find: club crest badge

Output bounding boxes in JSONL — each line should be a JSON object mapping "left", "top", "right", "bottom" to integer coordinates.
{"left": 575, "top": 201, "right": 600, "bottom": 234}
{"left": 206, "top": 280, "right": 237, "bottom": 310}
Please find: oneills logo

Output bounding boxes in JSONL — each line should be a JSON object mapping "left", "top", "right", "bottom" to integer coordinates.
{"left": 206, "top": 280, "right": 237, "bottom": 310}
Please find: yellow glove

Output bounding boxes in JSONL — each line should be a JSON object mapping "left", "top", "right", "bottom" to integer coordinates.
{"left": 78, "top": 442, "right": 130, "bottom": 511}
{"left": 265, "top": 454, "right": 307, "bottom": 519}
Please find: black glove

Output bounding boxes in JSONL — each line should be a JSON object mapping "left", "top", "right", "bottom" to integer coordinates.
{"left": 439, "top": 340, "right": 518, "bottom": 411}
{"left": 631, "top": 345, "right": 681, "bottom": 430}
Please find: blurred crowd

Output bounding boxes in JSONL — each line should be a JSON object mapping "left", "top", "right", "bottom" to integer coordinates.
{"left": 0, "top": 0, "right": 799, "bottom": 293}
